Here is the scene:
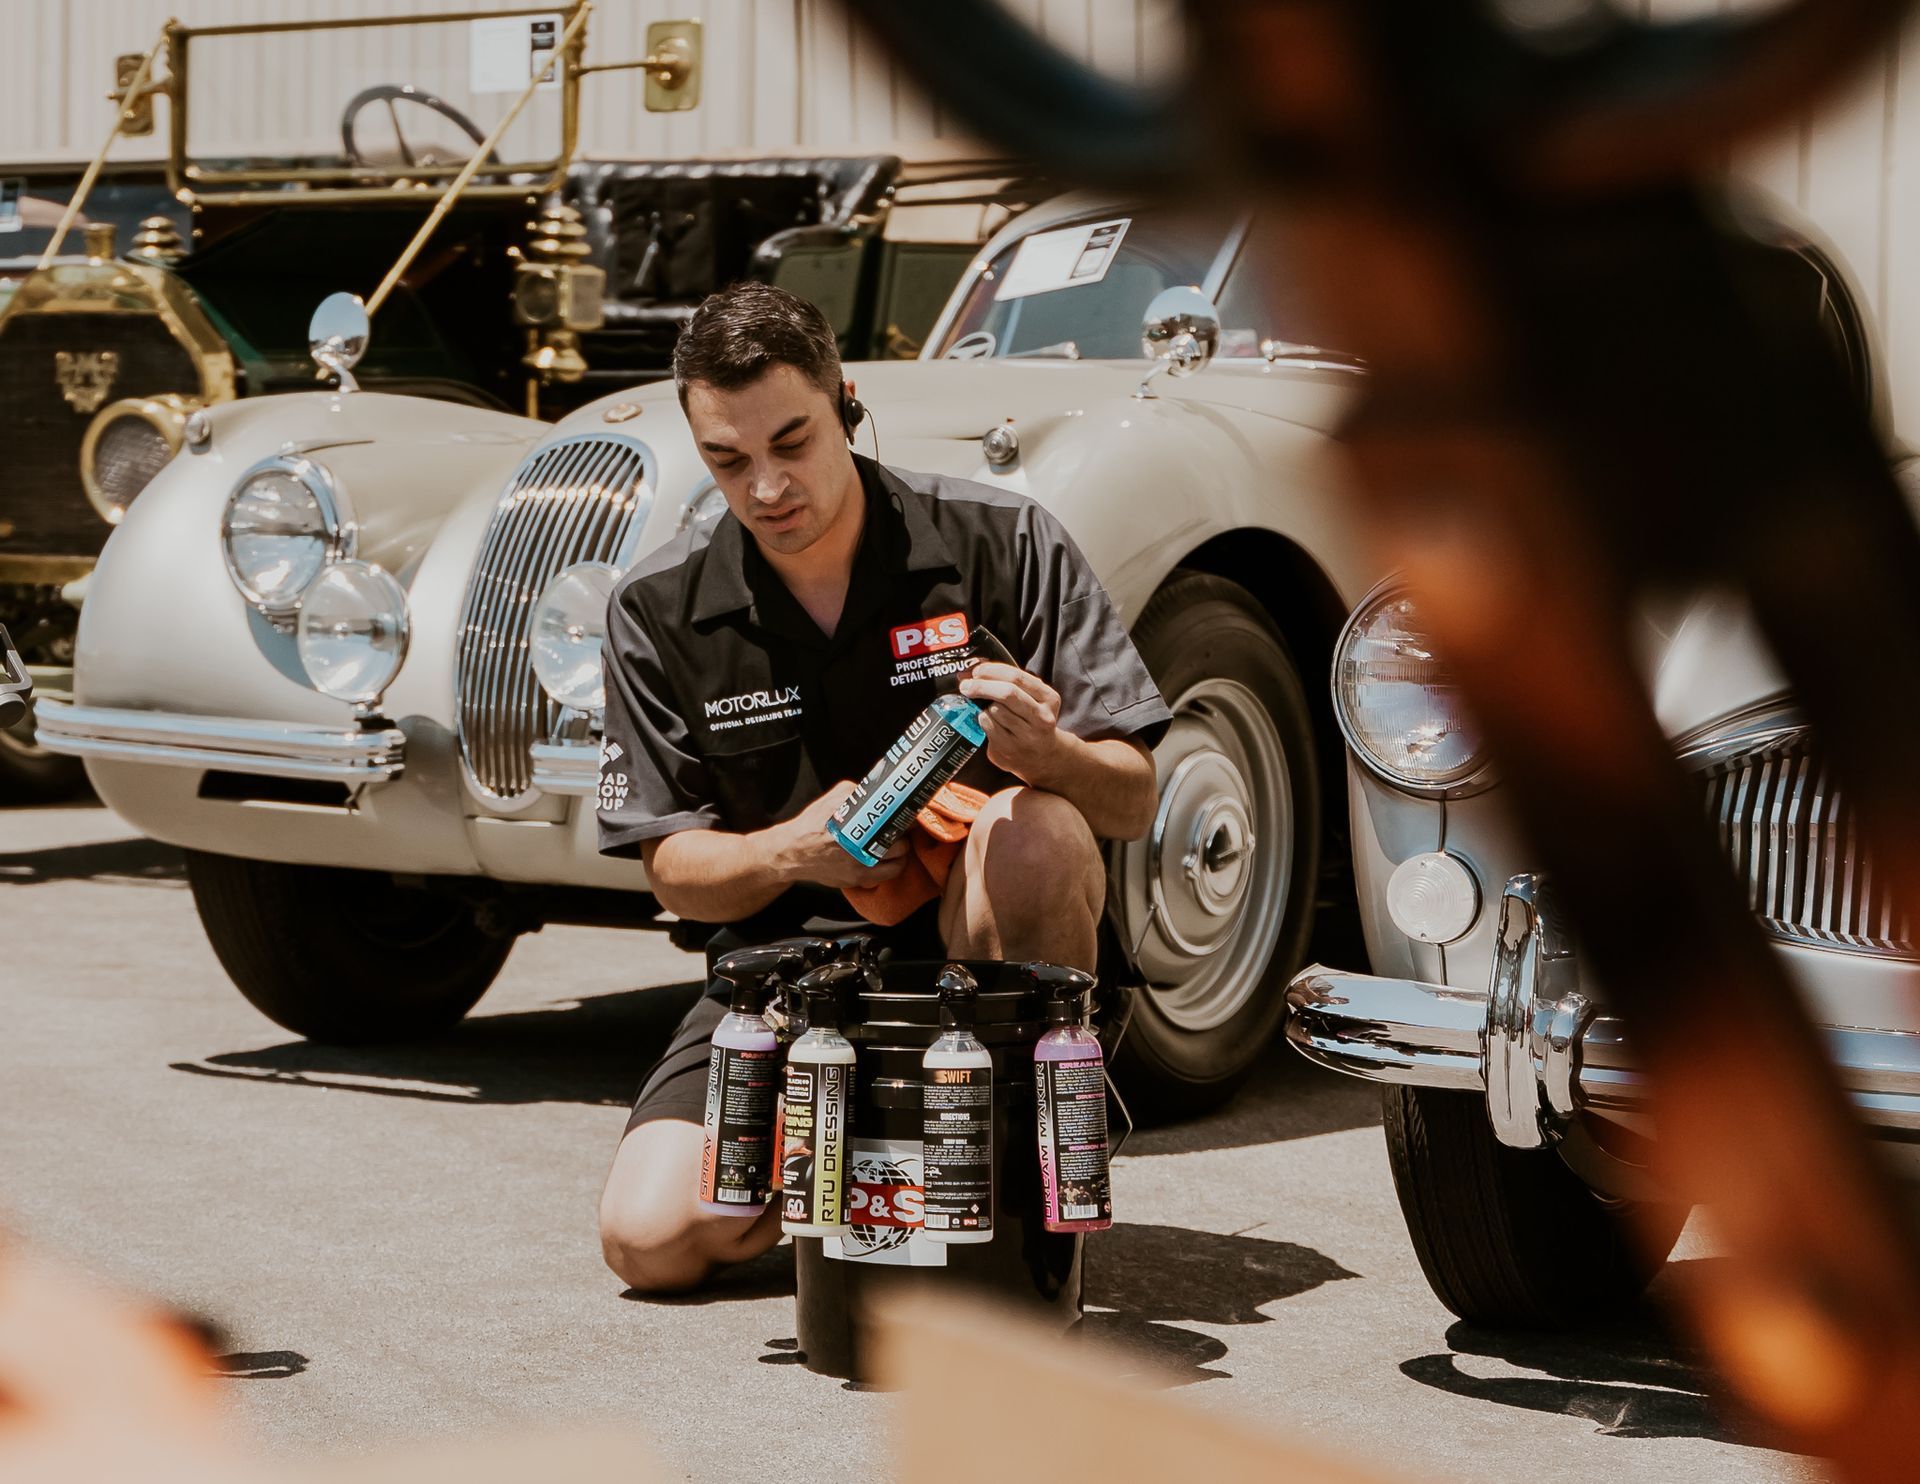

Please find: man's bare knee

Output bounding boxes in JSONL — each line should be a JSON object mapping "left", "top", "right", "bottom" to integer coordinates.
{"left": 599, "top": 1206, "right": 716, "bottom": 1294}
{"left": 943, "top": 787, "right": 1104, "bottom": 966}
{"left": 971, "top": 788, "right": 1103, "bottom": 911}
{"left": 598, "top": 1120, "right": 780, "bottom": 1294}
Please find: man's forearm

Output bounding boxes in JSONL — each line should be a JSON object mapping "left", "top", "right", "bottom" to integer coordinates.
{"left": 643, "top": 828, "right": 792, "bottom": 923}
{"left": 1027, "top": 735, "right": 1157, "bottom": 840}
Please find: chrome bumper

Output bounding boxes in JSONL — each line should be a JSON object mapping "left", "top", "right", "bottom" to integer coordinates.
{"left": 1286, "top": 873, "right": 1920, "bottom": 1148}
{"left": 34, "top": 700, "right": 406, "bottom": 783}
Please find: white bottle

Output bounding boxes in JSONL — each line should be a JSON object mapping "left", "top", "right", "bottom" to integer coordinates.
{"left": 922, "top": 965, "right": 994, "bottom": 1244}
{"left": 781, "top": 962, "right": 860, "bottom": 1237}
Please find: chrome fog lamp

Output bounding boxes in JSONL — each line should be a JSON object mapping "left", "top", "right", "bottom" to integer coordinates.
{"left": 1333, "top": 582, "right": 1487, "bottom": 791}
{"left": 221, "top": 455, "right": 353, "bottom": 616}
{"left": 531, "top": 561, "right": 619, "bottom": 711}
{"left": 297, "top": 560, "right": 410, "bottom": 710}
{"left": 676, "top": 481, "right": 728, "bottom": 539}
{"left": 80, "top": 394, "right": 197, "bottom": 524}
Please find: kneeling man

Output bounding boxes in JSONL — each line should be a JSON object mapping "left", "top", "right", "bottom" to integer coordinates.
{"left": 596, "top": 283, "right": 1169, "bottom": 1293}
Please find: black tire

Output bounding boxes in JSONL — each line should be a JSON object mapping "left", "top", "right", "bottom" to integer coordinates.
{"left": 1384, "top": 1086, "right": 1685, "bottom": 1327}
{"left": 0, "top": 702, "right": 88, "bottom": 804}
{"left": 184, "top": 849, "right": 515, "bottom": 1043}
{"left": 1109, "top": 570, "right": 1320, "bottom": 1121}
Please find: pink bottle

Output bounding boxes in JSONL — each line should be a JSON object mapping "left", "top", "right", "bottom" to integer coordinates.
{"left": 1030, "top": 964, "right": 1112, "bottom": 1234}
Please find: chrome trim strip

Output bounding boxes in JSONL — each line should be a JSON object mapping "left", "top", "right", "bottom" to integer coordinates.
{"left": 1690, "top": 712, "right": 1911, "bottom": 956}
{"left": 529, "top": 739, "right": 598, "bottom": 797}
{"left": 1286, "top": 877, "right": 1920, "bottom": 1147}
{"left": 452, "top": 432, "right": 653, "bottom": 803}
{"left": 1672, "top": 694, "right": 1802, "bottom": 768}
{"left": 34, "top": 700, "right": 403, "bottom": 782}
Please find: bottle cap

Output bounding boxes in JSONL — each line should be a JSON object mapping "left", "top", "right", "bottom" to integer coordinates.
{"left": 727, "top": 974, "right": 773, "bottom": 1016}
{"left": 1023, "top": 961, "right": 1095, "bottom": 1024}
{"left": 795, "top": 959, "right": 864, "bottom": 1029}
{"left": 936, "top": 964, "right": 979, "bottom": 1028}
{"left": 831, "top": 932, "right": 885, "bottom": 987}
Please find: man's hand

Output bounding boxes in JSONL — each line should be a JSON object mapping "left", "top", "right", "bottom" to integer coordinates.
{"left": 958, "top": 662, "right": 1067, "bottom": 785}
{"left": 763, "top": 780, "right": 908, "bottom": 890}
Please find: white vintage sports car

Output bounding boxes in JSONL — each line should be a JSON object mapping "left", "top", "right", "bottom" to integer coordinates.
{"left": 1282, "top": 224, "right": 1920, "bottom": 1321}
{"left": 40, "top": 195, "right": 1378, "bottom": 1117}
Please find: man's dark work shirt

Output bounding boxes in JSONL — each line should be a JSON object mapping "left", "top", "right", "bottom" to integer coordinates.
{"left": 595, "top": 455, "right": 1172, "bottom": 907}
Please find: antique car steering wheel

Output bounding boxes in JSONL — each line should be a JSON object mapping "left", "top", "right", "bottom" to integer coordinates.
{"left": 340, "top": 84, "right": 495, "bottom": 170}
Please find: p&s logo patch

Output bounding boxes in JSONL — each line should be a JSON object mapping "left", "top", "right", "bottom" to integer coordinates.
{"left": 890, "top": 612, "right": 969, "bottom": 660}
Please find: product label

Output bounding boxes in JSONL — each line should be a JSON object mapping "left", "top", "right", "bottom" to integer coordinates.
{"left": 822, "top": 1137, "right": 948, "bottom": 1267}
{"left": 830, "top": 706, "right": 974, "bottom": 861}
{"left": 699, "top": 1044, "right": 777, "bottom": 1206}
{"left": 781, "top": 1060, "right": 850, "bottom": 1227}
{"left": 1037, "top": 1057, "right": 1112, "bottom": 1225}
{"left": 922, "top": 1064, "right": 993, "bottom": 1234}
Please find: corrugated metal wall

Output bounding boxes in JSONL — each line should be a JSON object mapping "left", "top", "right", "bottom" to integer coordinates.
{"left": 0, "top": 0, "right": 1913, "bottom": 433}
{"left": 0, "top": 1, "right": 1179, "bottom": 164}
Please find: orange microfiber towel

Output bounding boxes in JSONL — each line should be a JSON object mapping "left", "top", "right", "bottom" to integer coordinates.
{"left": 842, "top": 781, "right": 988, "bottom": 926}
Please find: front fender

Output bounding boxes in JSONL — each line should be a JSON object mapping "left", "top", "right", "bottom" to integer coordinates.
{"left": 73, "top": 391, "right": 543, "bottom": 873}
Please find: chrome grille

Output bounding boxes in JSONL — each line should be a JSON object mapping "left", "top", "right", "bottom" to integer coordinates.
{"left": 455, "top": 434, "right": 651, "bottom": 800}
{"left": 1701, "top": 730, "right": 1912, "bottom": 956}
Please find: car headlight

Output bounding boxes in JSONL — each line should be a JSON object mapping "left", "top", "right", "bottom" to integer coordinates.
{"left": 297, "top": 560, "right": 409, "bottom": 706}
{"left": 676, "top": 482, "right": 728, "bottom": 539}
{"left": 1333, "top": 582, "right": 1487, "bottom": 791}
{"left": 530, "top": 561, "right": 618, "bottom": 711}
{"left": 221, "top": 455, "right": 353, "bottom": 616}
{"left": 80, "top": 395, "right": 196, "bottom": 525}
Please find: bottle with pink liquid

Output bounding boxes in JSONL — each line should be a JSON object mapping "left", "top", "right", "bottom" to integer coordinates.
{"left": 1030, "top": 963, "right": 1112, "bottom": 1234}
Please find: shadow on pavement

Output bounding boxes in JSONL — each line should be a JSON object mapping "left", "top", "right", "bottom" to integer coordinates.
{"left": 628, "top": 1242, "right": 798, "bottom": 1307}
{"left": 172, "top": 980, "right": 706, "bottom": 1107}
{"left": 1082, "top": 1220, "right": 1359, "bottom": 1386}
{"left": 0, "top": 835, "right": 185, "bottom": 887}
{"left": 1398, "top": 1263, "right": 1760, "bottom": 1445}
{"left": 1121, "top": 1043, "right": 1384, "bottom": 1158}
{"left": 212, "top": 1350, "right": 309, "bottom": 1380}
{"left": 171, "top": 982, "right": 1376, "bottom": 1158}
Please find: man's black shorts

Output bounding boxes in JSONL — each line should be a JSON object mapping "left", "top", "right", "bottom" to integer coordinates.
{"left": 623, "top": 900, "right": 947, "bottom": 1135}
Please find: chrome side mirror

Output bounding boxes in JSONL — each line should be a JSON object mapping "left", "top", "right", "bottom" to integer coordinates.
{"left": 1136, "top": 285, "right": 1221, "bottom": 398}
{"left": 309, "top": 292, "right": 370, "bottom": 392}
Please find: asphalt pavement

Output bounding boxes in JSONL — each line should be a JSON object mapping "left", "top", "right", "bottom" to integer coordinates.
{"left": 1, "top": 803, "right": 1811, "bottom": 1482}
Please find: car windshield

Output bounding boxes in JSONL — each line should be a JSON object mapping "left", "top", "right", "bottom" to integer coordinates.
{"left": 932, "top": 210, "right": 1231, "bottom": 361}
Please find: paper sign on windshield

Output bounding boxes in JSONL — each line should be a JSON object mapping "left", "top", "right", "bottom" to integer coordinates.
{"left": 471, "top": 13, "right": 562, "bottom": 94}
{"left": 993, "top": 218, "right": 1130, "bottom": 302}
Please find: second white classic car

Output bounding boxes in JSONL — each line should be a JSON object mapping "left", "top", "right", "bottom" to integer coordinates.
{"left": 1282, "top": 225, "right": 1920, "bottom": 1322}
{"left": 40, "top": 195, "right": 1378, "bottom": 1116}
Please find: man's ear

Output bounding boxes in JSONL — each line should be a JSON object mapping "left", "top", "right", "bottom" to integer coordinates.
{"left": 840, "top": 379, "right": 867, "bottom": 439}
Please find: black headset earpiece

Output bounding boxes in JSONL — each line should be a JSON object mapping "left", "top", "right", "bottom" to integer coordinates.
{"left": 840, "top": 388, "right": 866, "bottom": 437}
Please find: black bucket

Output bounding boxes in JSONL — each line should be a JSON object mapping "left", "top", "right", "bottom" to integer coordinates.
{"left": 792, "top": 958, "right": 1092, "bottom": 1381}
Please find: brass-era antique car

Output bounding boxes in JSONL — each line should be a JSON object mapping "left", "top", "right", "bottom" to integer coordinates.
{"left": 0, "top": 2, "right": 1029, "bottom": 795}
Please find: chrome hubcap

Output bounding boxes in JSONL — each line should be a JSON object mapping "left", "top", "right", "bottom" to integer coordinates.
{"left": 1154, "top": 750, "right": 1255, "bottom": 957}
{"left": 1112, "top": 677, "right": 1293, "bottom": 1032}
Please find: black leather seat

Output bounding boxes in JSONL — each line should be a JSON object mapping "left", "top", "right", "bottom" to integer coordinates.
{"left": 564, "top": 155, "right": 901, "bottom": 332}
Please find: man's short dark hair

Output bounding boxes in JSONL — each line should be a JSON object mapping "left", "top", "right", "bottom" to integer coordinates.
{"left": 672, "top": 281, "right": 843, "bottom": 407}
